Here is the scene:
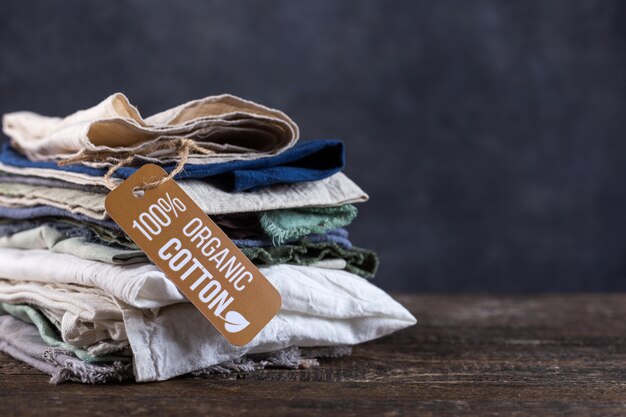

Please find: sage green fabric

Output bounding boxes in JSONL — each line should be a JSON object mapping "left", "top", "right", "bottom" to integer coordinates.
{"left": 242, "top": 242, "right": 378, "bottom": 279}
{"left": 260, "top": 205, "right": 358, "bottom": 245}
{"left": 0, "top": 303, "right": 130, "bottom": 363}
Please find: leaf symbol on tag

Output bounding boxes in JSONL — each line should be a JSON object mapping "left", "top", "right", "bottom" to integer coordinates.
{"left": 222, "top": 311, "right": 250, "bottom": 333}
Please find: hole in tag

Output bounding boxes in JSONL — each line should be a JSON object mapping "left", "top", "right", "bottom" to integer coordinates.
{"left": 132, "top": 187, "right": 145, "bottom": 198}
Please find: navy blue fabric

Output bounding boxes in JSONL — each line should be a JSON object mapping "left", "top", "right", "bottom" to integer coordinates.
{"left": 0, "top": 140, "right": 345, "bottom": 191}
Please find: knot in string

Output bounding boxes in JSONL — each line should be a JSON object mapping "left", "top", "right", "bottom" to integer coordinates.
{"left": 58, "top": 138, "right": 214, "bottom": 190}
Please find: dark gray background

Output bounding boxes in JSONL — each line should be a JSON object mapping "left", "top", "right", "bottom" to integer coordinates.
{"left": 1, "top": 0, "right": 625, "bottom": 292}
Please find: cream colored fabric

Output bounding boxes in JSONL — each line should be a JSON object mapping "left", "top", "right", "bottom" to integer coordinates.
{"left": 3, "top": 93, "right": 299, "bottom": 166}
{"left": 0, "top": 247, "right": 416, "bottom": 382}
{"left": 0, "top": 173, "right": 367, "bottom": 220}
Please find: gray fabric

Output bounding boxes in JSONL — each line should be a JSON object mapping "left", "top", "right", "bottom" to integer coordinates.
{"left": 0, "top": 314, "right": 133, "bottom": 384}
{"left": 193, "top": 345, "right": 352, "bottom": 375}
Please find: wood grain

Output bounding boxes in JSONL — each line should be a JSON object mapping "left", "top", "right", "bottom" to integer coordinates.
{"left": 2, "top": 294, "right": 626, "bottom": 416}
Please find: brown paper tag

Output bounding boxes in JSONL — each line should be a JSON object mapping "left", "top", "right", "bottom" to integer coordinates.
{"left": 104, "top": 164, "right": 281, "bottom": 346}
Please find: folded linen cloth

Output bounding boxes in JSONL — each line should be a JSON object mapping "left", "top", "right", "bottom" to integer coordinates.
{"left": 0, "top": 218, "right": 354, "bottom": 254}
{"left": 0, "top": 247, "right": 388, "bottom": 312}
{"left": 0, "top": 312, "right": 352, "bottom": 384}
{"left": 0, "top": 302, "right": 129, "bottom": 363}
{"left": 0, "top": 280, "right": 126, "bottom": 348}
{"left": 0, "top": 207, "right": 357, "bottom": 250}
{"left": 0, "top": 139, "right": 344, "bottom": 191}
{"left": 3, "top": 93, "right": 299, "bottom": 165}
{"left": 0, "top": 250, "right": 415, "bottom": 381}
{"left": 0, "top": 226, "right": 147, "bottom": 264}
{"left": 0, "top": 225, "right": 375, "bottom": 276}
{"left": 0, "top": 314, "right": 133, "bottom": 384}
{"left": 0, "top": 217, "right": 136, "bottom": 247}
{"left": 0, "top": 248, "right": 183, "bottom": 309}
{"left": 0, "top": 173, "right": 367, "bottom": 220}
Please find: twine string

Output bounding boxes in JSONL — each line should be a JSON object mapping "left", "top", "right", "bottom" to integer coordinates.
{"left": 58, "top": 138, "right": 214, "bottom": 190}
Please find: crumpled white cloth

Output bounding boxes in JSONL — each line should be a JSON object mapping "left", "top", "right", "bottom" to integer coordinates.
{"left": 3, "top": 93, "right": 299, "bottom": 165}
{"left": 0, "top": 248, "right": 416, "bottom": 382}
{"left": 0, "top": 173, "right": 367, "bottom": 220}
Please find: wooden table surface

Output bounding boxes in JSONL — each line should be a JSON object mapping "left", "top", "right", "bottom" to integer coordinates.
{"left": 1, "top": 294, "right": 626, "bottom": 416}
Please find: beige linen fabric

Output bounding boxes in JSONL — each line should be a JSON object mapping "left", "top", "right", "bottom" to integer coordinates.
{"left": 3, "top": 93, "right": 299, "bottom": 166}
{"left": 0, "top": 173, "right": 368, "bottom": 220}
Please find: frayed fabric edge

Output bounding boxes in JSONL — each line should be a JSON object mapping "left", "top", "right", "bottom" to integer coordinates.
{"left": 192, "top": 345, "right": 352, "bottom": 377}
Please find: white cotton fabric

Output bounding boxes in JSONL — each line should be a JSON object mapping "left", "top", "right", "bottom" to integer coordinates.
{"left": 0, "top": 173, "right": 367, "bottom": 220}
{"left": 3, "top": 93, "right": 299, "bottom": 165}
{"left": 0, "top": 248, "right": 416, "bottom": 382}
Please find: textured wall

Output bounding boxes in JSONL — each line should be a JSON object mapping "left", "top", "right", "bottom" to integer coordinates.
{"left": 1, "top": 0, "right": 625, "bottom": 292}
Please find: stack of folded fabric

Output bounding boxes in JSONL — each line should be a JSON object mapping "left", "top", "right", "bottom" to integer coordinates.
{"left": 0, "top": 94, "right": 415, "bottom": 383}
